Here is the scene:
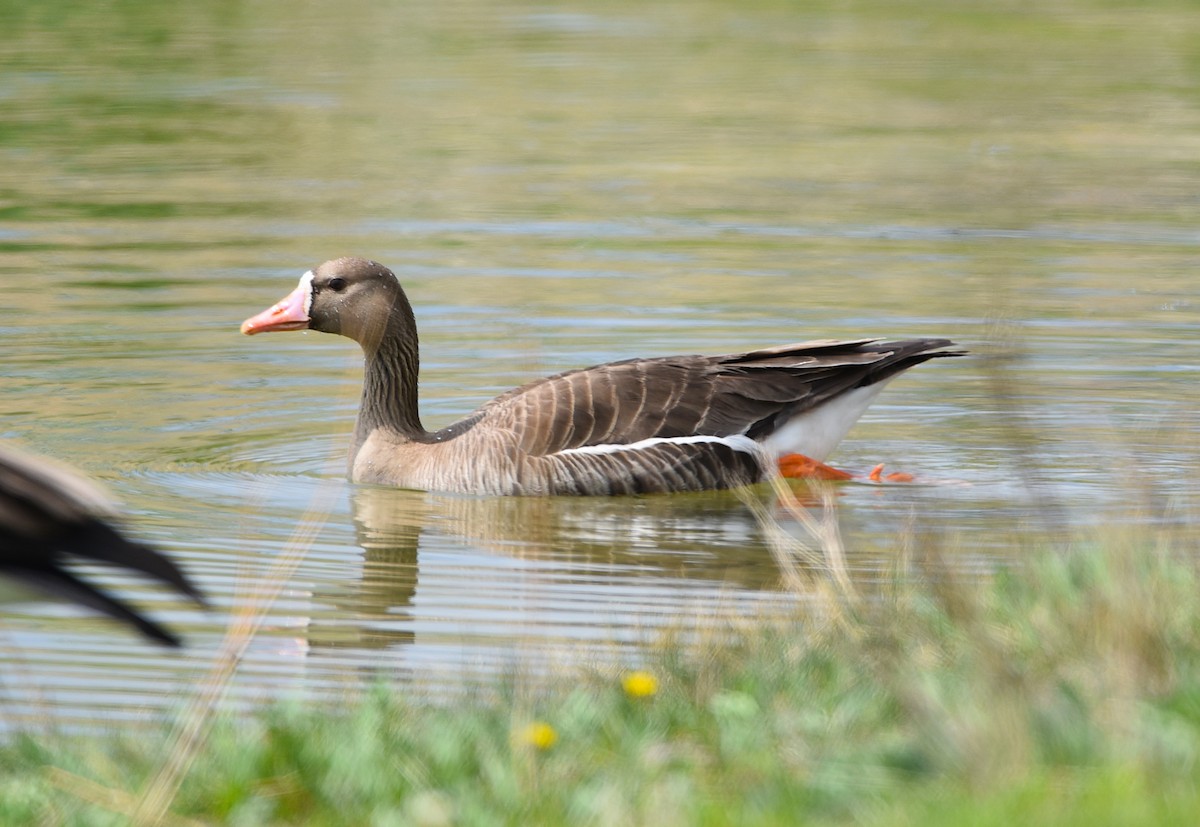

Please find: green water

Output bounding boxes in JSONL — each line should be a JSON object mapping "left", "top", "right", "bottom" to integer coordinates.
{"left": 1, "top": 0, "right": 1197, "bottom": 726}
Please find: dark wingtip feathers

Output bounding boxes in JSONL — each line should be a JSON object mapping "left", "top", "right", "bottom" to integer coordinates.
{"left": 859, "top": 338, "right": 967, "bottom": 387}
{"left": 1, "top": 443, "right": 206, "bottom": 646}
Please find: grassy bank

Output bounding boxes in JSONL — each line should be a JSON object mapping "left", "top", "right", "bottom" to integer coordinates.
{"left": 3, "top": 529, "right": 1200, "bottom": 825}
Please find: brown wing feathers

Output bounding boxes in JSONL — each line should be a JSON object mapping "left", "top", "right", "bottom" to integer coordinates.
{"left": 489, "top": 338, "right": 962, "bottom": 458}
{"left": 715, "top": 338, "right": 963, "bottom": 442}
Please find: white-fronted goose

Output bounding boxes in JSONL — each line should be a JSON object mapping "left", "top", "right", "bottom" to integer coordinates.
{"left": 242, "top": 257, "right": 964, "bottom": 496}
{"left": 0, "top": 442, "right": 205, "bottom": 646}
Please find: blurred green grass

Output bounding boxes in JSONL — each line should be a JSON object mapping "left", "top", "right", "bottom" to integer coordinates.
{"left": 5, "top": 529, "right": 1200, "bottom": 826}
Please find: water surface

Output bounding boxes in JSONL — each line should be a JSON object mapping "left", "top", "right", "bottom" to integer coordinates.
{"left": 1, "top": 0, "right": 1198, "bottom": 728}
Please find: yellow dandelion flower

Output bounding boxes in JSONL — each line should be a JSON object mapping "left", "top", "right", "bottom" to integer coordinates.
{"left": 622, "top": 670, "right": 659, "bottom": 698}
{"left": 517, "top": 721, "right": 558, "bottom": 750}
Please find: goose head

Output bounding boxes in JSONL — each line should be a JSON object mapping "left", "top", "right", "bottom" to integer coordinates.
{"left": 241, "top": 257, "right": 412, "bottom": 351}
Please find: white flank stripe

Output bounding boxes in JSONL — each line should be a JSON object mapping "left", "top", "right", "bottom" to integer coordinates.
{"left": 554, "top": 434, "right": 761, "bottom": 458}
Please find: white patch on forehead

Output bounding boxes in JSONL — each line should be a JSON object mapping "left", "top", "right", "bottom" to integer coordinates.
{"left": 298, "top": 270, "right": 314, "bottom": 315}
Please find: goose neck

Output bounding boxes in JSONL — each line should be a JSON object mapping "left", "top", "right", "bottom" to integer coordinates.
{"left": 356, "top": 318, "right": 426, "bottom": 441}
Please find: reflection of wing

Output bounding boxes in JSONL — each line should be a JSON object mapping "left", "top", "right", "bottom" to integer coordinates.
{"left": 0, "top": 442, "right": 204, "bottom": 646}
{"left": 466, "top": 339, "right": 961, "bottom": 493}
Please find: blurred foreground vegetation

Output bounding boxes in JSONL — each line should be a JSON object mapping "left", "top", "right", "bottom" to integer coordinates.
{"left": 4, "top": 526, "right": 1200, "bottom": 826}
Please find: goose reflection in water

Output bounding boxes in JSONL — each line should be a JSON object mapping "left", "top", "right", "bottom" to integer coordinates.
{"left": 305, "top": 483, "right": 844, "bottom": 663}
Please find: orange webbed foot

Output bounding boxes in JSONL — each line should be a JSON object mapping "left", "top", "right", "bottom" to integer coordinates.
{"left": 868, "top": 463, "right": 915, "bottom": 483}
{"left": 777, "top": 453, "right": 854, "bottom": 481}
{"left": 778, "top": 455, "right": 924, "bottom": 484}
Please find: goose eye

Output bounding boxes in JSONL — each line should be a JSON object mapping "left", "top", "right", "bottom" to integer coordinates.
{"left": 327, "top": 277, "right": 347, "bottom": 292}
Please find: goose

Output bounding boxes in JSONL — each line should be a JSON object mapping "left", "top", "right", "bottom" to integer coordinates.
{"left": 0, "top": 442, "right": 205, "bottom": 646}
{"left": 242, "top": 257, "right": 964, "bottom": 496}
